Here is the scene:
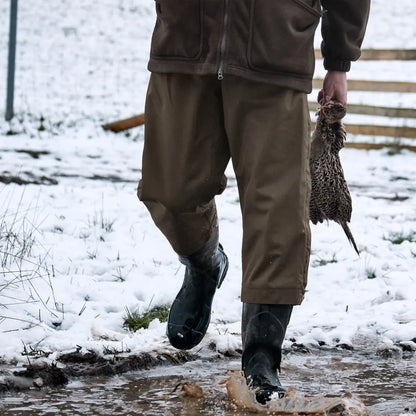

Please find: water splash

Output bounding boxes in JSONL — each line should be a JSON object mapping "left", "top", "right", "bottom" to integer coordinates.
{"left": 224, "top": 370, "right": 368, "bottom": 415}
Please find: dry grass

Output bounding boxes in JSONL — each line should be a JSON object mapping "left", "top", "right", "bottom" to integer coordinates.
{"left": 0, "top": 188, "right": 60, "bottom": 331}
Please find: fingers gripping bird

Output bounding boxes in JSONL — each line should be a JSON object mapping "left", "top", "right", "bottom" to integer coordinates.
{"left": 309, "top": 100, "right": 359, "bottom": 255}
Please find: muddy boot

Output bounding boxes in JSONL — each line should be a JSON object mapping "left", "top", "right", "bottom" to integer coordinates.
{"left": 242, "top": 303, "right": 293, "bottom": 405}
{"left": 167, "top": 231, "right": 228, "bottom": 350}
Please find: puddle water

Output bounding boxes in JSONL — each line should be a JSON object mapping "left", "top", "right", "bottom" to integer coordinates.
{"left": 1, "top": 351, "right": 415, "bottom": 415}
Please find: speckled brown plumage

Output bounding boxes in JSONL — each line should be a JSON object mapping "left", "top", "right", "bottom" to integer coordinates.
{"left": 309, "top": 100, "right": 359, "bottom": 255}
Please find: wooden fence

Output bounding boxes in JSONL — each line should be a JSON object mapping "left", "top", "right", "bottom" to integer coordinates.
{"left": 104, "top": 49, "right": 416, "bottom": 151}
{"left": 314, "top": 49, "right": 416, "bottom": 61}
{"left": 311, "top": 48, "right": 416, "bottom": 150}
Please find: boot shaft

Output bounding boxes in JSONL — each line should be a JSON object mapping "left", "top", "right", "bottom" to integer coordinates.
{"left": 242, "top": 303, "right": 293, "bottom": 372}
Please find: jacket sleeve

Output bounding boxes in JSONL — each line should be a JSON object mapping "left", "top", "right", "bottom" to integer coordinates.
{"left": 320, "top": 0, "right": 371, "bottom": 72}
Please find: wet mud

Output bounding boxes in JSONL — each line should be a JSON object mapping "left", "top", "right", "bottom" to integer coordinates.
{"left": 0, "top": 349, "right": 198, "bottom": 392}
{"left": 1, "top": 349, "right": 415, "bottom": 415}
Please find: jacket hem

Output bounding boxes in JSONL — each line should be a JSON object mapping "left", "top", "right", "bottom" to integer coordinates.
{"left": 148, "top": 61, "right": 218, "bottom": 76}
{"left": 148, "top": 61, "right": 313, "bottom": 93}
{"left": 226, "top": 65, "right": 312, "bottom": 93}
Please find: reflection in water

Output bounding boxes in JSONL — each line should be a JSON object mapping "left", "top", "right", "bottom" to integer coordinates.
{"left": 1, "top": 351, "right": 415, "bottom": 415}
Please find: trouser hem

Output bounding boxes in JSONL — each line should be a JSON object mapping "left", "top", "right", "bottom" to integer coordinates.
{"left": 241, "top": 286, "right": 305, "bottom": 305}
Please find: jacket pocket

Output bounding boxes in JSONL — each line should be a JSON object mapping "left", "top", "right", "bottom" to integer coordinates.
{"left": 247, "top": 0, "right": 321, "bottom": 77}
{"left": 150, "top": 0, "right": 204, "bottom": 60}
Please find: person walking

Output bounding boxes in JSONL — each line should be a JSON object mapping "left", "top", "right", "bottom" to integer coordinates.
{"left": 138, "top": 0, "right": 370, "bottom": 404}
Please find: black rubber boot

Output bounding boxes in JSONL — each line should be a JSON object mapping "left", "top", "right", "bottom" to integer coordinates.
{"left": 242, "top": 303, "right": 293, "bottom": 405}
{"left": 166, "top": 231, "right": 228, "bottom": 350}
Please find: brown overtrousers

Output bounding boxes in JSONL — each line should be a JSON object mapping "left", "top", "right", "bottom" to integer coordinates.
{"left": 138, "top": 73, "right": 311, "bottom": 305}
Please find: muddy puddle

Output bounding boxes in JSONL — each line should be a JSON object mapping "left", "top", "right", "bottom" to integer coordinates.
{"left": 1, "top": 351, "right": 415, "bottom": 415}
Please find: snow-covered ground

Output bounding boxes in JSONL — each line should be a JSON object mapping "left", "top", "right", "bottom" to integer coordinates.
{"left": 0, "top": 0, "right": 415, "bottom": 364}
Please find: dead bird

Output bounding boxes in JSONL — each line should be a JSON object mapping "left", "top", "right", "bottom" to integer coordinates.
{"left": 309, "top": 100, "right": 359, "bottom": 255}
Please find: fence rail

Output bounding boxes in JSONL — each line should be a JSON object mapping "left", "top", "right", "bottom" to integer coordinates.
{"left": 103, "top": 114, "right": 145, "bottom": 132}
{"left": 308, "top": 102, "right": 416, "bottom": 119}
{"left": 310, "top": 122, "right": 416, "bottom": 139}
{"left": 314, "top": 49, "right": 416, "bottom": 61}
{"left": 312, "top": 79, "right": 416, "bottom": 93}
{"left": 344, "top": 142, "right": 416, "bottom": 152}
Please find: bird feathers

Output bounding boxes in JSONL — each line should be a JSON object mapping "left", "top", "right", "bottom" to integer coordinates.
{"left": 309, "top": 100, "right": 359, "bottom": 255}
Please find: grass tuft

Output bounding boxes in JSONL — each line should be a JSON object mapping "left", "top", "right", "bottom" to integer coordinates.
{"left": 384, "top": 231, "right": 416, "bottom": 245}
{"left": 386, "top": 140, "right": 403, "bottom": 156}
{"left": 366, "top": 267, "right": 377, "bottom": 279}
{"left": 312, "top": 253, "right": 338, "bottom": 267}
{"left": 123, "top": 305, "right": 170, "bottom": 332}
{"left": 112, "top": 266, "right": 125, "bottom": 282}
{"left": 103, "top": 345, "right": 131, "bottom": 355}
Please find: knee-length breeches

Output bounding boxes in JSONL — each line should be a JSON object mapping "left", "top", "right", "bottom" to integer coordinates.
{"left": 138, "top": 73, "right": 311, "bottom": 305}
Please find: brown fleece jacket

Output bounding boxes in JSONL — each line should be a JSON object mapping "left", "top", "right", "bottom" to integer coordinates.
{"left": 148, "top": 0, "right": 370, "bottom": 92}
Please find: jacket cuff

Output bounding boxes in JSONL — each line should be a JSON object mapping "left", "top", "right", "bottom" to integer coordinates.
{"left": 323, "top": 57, "right": 351, "bottom": 72}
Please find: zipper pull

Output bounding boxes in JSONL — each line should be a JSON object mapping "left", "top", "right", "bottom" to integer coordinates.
{"left": 217, "top": 70, "right": 224, "bottom": 80}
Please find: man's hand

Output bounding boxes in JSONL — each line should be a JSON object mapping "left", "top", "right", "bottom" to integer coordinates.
{"left": 317, "top": 70, "right": 347, "bottom": 105}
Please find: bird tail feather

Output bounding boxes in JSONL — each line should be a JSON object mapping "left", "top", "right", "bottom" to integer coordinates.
{"left": 341, "top": 222, "right": 359, "bottom": 256}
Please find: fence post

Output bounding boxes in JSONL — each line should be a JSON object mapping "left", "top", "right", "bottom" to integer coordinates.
{"left": 5, "top": 0, "right": 18, "bottom": 121}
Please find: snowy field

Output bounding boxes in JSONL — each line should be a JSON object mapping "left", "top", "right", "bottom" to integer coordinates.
{"left": 0, "top": 0, "right": 416, "bottom": 364}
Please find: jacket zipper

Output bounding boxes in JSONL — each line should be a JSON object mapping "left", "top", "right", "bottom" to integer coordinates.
{"left": 217, "top": 0, "right": 229, "bottom": 80}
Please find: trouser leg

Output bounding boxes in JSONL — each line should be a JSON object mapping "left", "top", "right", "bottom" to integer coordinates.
{"left": 222, "top": 76, "right": 311, "bottom": 305}
{"left": 138, "top": 73, "right": 230, "bottom": 255}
